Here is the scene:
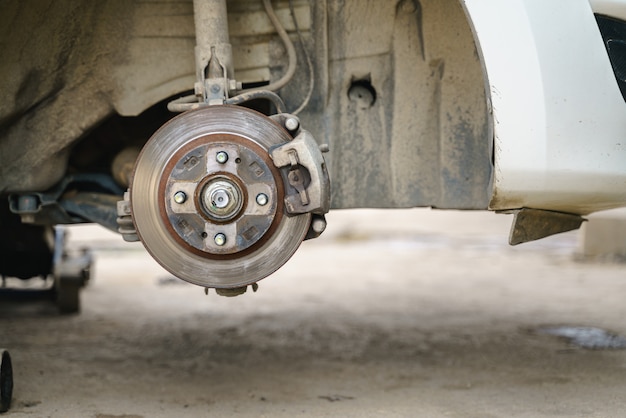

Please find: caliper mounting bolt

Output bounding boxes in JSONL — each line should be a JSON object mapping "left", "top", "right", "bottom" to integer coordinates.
{"left": 285, "top": 117, "right": 300, "bottom": 132}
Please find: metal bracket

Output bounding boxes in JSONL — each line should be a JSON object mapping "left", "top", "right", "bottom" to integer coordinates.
{"left": 508, "top": 208, "right": 585, "bottom": 245}
{"left": 117, "top": 191, "right": 139, "bottom": 242}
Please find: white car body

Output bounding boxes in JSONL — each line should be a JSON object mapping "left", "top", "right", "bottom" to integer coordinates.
{"left": 464, "top": 0, "right": 626, "bottom": 215}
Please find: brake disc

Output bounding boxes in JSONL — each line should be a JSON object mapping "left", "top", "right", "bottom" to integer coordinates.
{"left": 130, "top": 105, "right": 312, "bottom": 288}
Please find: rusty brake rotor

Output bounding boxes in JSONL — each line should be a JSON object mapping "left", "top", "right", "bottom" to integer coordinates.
{"left": 130, "top": 105, "right": 311, "bottom": 288}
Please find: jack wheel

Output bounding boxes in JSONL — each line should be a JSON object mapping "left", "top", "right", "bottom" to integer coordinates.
{"left": 55, "top": 276, "right": 81, "bottom": 314}
{"left": 0, "top": 349, "right": 13, "bottom": 413}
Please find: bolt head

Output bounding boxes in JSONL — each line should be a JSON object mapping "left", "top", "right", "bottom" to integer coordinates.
{"left": 285, "top": 117, "right": 300, "bottom": 132}
{"left": 256, "top": 193, "right": 269, "bottom": 206}
{"left": 311, "top": 217, "right": 327, "bottom": 233}
{"left": 216, "top": 151, "right": 229, "bottom": 164}
{"left": 214, "top": 233, "right": 227, "bottom": 246}
{"left": 173, "top": 191, "right": 187, "bottom": 204}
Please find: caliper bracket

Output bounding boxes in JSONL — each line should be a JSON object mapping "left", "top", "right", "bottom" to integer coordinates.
{"left": 270, "top": 130, "right": 330, "bottom": 215}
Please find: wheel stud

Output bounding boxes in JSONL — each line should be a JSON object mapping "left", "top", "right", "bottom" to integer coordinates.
{"left": 256, "top": 193, "right": 269, "bottom": 206}
{"left": 173, "top": 191, "right": 187, "bottom": 204}
{"left": 216, "top": 151, "right": 229, "bottom": 164}
{"left": 214, "top": 233, "right": 227, "bottom": 246}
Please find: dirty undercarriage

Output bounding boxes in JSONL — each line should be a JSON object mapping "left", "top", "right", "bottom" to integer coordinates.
{"left": 1, "top": 0, "right": 492, "bottom": 307}
{"left": 1, "top": 0, "right": 490, "bottom": 203}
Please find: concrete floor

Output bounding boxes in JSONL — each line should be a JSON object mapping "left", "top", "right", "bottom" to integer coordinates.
{"left": 1, "top": 209, "right": 626, "bottom": 417}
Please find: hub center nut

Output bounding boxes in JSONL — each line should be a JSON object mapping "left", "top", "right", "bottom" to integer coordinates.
{"left": 201, "top": 178, "right": 244, "bottom": 221}
{"left": 211, "top": 189, "right": 230, "bottom": 209}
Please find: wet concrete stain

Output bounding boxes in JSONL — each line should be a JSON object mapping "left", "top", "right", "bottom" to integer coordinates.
{"left": 538, "top": 326, "right": 626, "bottom": 349}
{"left": 96, "top": 415, "right": 144, "bottom": 418}
{"left": 318, "top": 394, "right": 355, "bottom": 402}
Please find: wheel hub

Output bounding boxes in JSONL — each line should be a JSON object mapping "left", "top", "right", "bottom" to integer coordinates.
{"left": 160, "top": 136, "right": 283, "bottom": 257}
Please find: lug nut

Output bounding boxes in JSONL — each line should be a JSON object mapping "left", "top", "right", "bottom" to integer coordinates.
{"left": 256, "top": 193, "right": 269, "bottom": 206}
{"left": 214, "top": 233, "right": 227, "bottom": 246}
{"left": 285, "top": 117, "right": 300, "bottom": 132}
{"left": 216, "top": 151, "right": 229, "bottom": 164}
{"left": 173, "top": 191, "right": 187, "bottom": 204}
